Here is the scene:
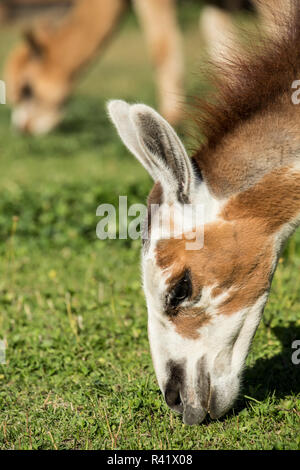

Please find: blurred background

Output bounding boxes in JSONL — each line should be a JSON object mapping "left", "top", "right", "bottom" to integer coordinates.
{"left": 0, "top": 0, "right": 258, "bottom": 247}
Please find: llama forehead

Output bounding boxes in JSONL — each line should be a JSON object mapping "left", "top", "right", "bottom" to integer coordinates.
{"left": 143, "top": 182, "right": 224, "bottom": 259}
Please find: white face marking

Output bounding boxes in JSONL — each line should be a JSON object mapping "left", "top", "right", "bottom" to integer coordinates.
{"left": 148, "top": 184, "right": 224, "bottom": 244}
{"left": 141, "top": 191, "right": 271, "bottom": 424}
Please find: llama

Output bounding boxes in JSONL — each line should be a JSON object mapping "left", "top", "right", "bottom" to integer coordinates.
{"left": 4, "top": 0, "right": 256, "bottom": 135}
{"left": 4, "top": 0, "right": 183, "bottom": 134}
{"left": 107, "top": 0, "right": 300, "bottom": 425}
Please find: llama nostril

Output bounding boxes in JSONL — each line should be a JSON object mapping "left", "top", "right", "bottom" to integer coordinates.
{"left": 164, "top": 388, "right": 183, "bottom": 413}
{"left": 164, "top": 360, "right": 185, "bottom": 413}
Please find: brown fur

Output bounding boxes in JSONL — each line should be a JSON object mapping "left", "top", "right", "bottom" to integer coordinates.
{"left": 147, "top": 2, "right": 300, "bottom": 340}
{"left": 194, "top": 99, "right": 300, "bottom": 198}
{"left": 168, "top": 308, "right": 211, "bottom": 340}
{"left": 5, "top": 0, "right": 125, "bottom": 103}
{"left": 155, "top": 163, "right": 300, "bottom": 339}
{"left": 192, "top": 0, "right": 300, "bottom": 198}
{"left": 222, "top": 167, "right": 300, "bottom": 233}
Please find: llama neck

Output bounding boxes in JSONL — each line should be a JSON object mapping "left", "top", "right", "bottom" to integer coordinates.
{"left": 221, "top": 166, "right": 300, "bottom": 238}
{"left": 47, "top": 0, "right": 125, "bottom": 79}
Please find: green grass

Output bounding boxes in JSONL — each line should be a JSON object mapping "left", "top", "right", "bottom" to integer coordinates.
{"left": 0, "top": 9, "right": 299, "bottom": 450}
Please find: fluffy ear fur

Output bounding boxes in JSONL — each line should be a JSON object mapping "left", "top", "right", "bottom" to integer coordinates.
{"left": 255, "top": 0, "right": 294, "bottom": 36}
{"left": 107, "top": 100, "right": 195, "bottom": 204}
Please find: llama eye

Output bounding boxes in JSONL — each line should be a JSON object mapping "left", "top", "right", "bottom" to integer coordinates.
{"left": 169, "top": 271, "right": 192, "bottom": 309}
{"left": 20, "top": 83, "right": 33, "bottom": 100}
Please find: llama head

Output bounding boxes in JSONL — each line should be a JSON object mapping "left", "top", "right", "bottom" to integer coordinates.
{"left": 4, "top": 28, "right": 70, "bottom": 135}
{"left": 108, "top": 100, "right": 279, "bottom": 425}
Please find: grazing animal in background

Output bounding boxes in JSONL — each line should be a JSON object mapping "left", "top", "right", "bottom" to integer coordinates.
{"left": 4, "top": 0, "right": 184, "bottom": 134}
{"left": 107, "top": 0, "right": 300, "bottom": 425}
{"left": 4, "top": 0, "right": 258, "bottom": 135}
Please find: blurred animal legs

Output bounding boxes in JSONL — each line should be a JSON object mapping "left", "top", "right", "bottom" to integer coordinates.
{"left": 50, "top": 0, "right": 127, "bottom": 75}
{"left": 133, "top": 0, "right": 184, "bottom": 125}
{"left": 200, "top": 5, "right": 238, "bottom": 65}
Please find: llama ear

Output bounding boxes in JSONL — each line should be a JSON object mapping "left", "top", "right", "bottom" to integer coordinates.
{"left": 24, "top": 24, "right": 52, "bottom": 57}
{"left": 24, "top": 30, "right": 46, "bottom": 56}
{"left": 107, "top": 100, "right": 157, "bottom": 178}
{"left": 108, "top": 100, "right": 195, "bottom": 204}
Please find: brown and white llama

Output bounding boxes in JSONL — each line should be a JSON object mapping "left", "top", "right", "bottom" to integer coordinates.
{"left": 108, "top": 0, "right": 300, "bottom": 425}
{"left": 4, "top": 0, "right": 184, "bottom": 134}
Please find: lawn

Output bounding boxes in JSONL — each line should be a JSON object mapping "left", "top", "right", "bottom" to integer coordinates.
{"left": 0, "top": 5, "right": 299, "bottom": 450}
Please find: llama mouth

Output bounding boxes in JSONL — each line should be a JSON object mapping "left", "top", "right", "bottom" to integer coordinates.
{"left": 182, "top": 404, "right": 207, "bottom": 426}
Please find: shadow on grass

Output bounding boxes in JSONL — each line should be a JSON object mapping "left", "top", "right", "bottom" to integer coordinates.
{"left": 230, "top": 322, "right": 300, "bottom": 417}
{"left": 200, "top": 321, "right": 300, "bottom": 426}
